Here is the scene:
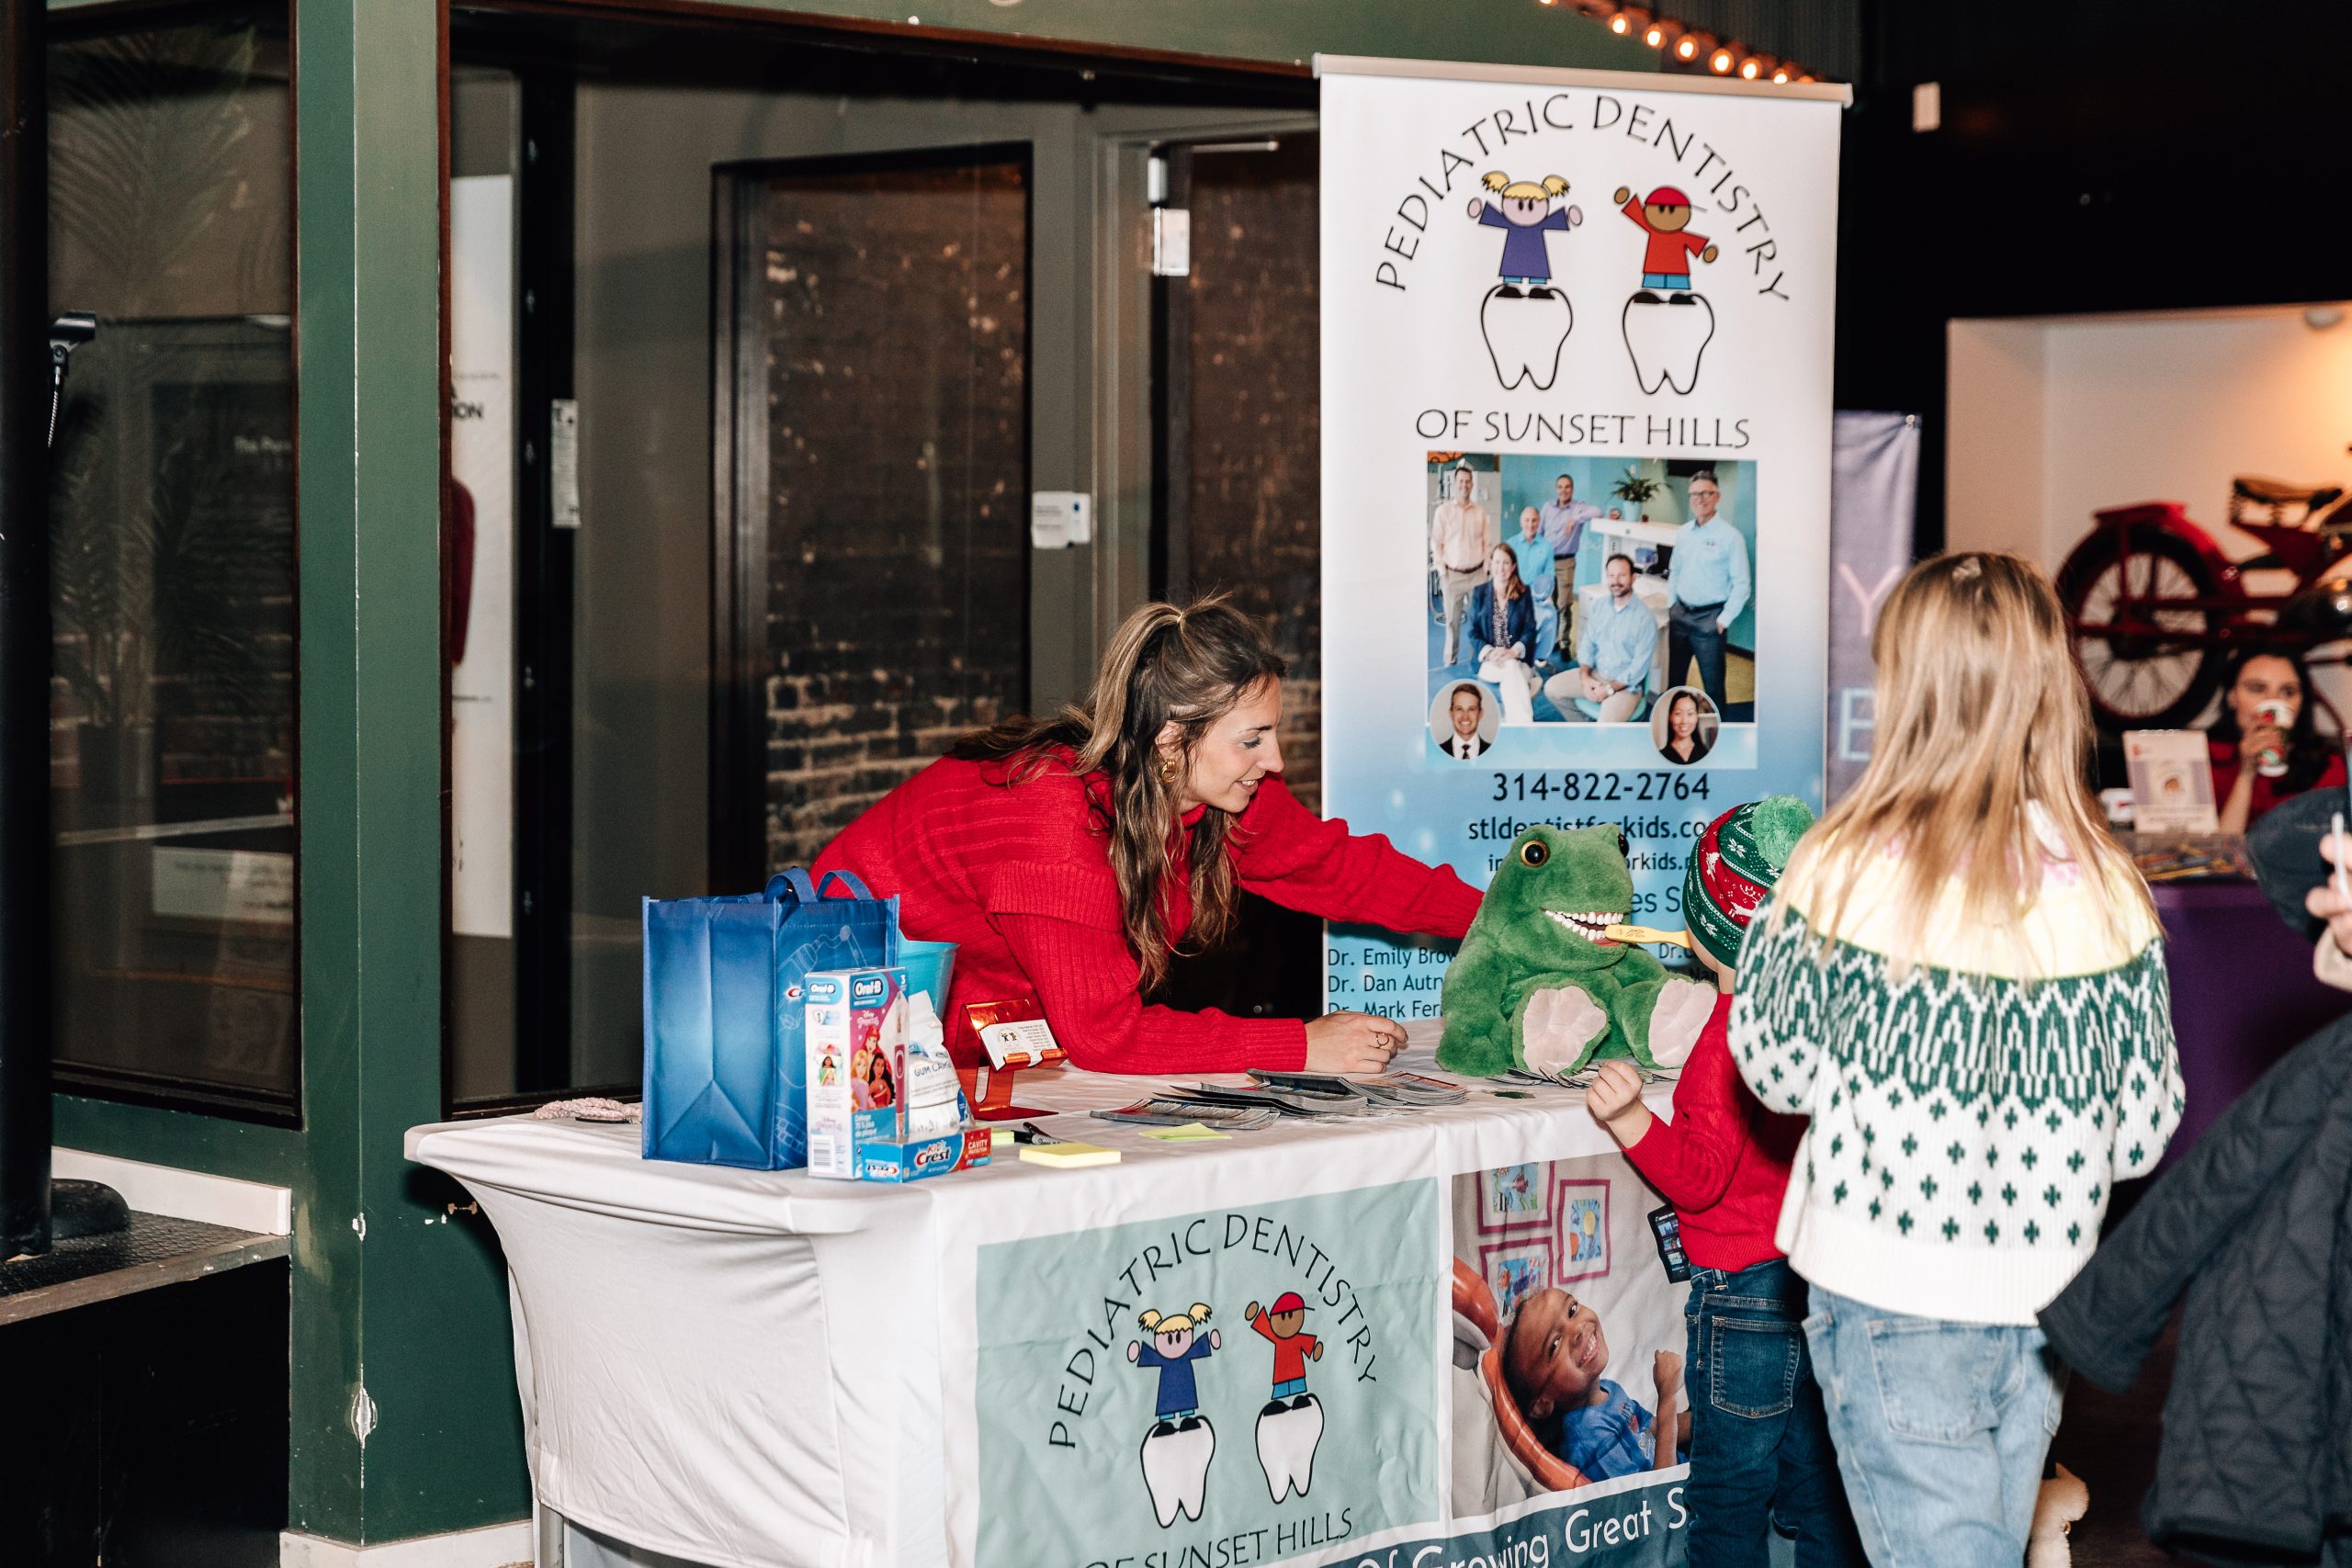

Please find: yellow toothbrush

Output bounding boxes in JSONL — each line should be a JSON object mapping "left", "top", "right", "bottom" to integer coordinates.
{"left": 1604, "top": 923, "right": 1693, "bottom": 950}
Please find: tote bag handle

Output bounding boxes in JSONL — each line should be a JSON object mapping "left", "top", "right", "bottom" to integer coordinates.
{"left": 813, "top": 869, "right": 875, "bottom": 901}
{"left": 763, "top": 868, "right": 877, "bottom": 904}
{"left": 763, "top": 869, "right": 820, "bottom": 905}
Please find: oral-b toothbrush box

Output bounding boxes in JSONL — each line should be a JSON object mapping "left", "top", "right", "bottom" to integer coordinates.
{"left": 805, "top": 965, "right": 988, "bottom": 1182}
{"left": 806, "top": 966, "right": 902, "bottom": 1179}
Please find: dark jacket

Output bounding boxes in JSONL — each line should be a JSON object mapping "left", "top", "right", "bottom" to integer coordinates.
{"left": 2247, "top": 786, "right": 2340, "bottom": 941}
{"left": 2040, "top": 1015, "right": 2352, "bottom": 1565}
{"left": 1464, "top": 581, "right": 1538, "bottom": 668}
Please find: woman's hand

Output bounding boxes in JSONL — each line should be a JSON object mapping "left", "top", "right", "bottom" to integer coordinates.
{"left": 1303, "top": 1010, "right": 1406, "bottom": 1076}
{"left": 2243, "top": 722, "right": 2290, "bottom": 772}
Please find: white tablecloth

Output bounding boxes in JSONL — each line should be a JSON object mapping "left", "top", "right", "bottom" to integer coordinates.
{"left": 407, "top": 1020, "right": 1683, "bottom": 1568}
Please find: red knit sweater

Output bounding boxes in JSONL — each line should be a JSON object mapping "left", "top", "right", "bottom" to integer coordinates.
{"left": 1618, "top": 995, "right": 1803, "bottom": 1273}
{"left": 812, "top": 754, "right": 1481, "bottom": 1075}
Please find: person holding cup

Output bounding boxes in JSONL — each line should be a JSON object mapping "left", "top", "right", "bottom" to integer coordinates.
{"left": 2209, "top": 650, "right": 2344, "bottom": 833}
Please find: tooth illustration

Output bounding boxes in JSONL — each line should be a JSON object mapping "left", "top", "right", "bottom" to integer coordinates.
{"left": 1254, "top": 1394, "right": 1325, "bottom": 1504}
{"left": 1642, "top": 976, "right": 1718, "bottom": 1068}
{"left": 1139, "top": 1418, "right": 1216, "bottom": 1529}
{"left": 1521, "top": 985, "right": 1608, "bottom": 1077}
{"left": 1480, "top": 283, "right": 1574, "bottom": 392}
{"left": 1621, "top": 290, "right": 1715, "bottom": 395}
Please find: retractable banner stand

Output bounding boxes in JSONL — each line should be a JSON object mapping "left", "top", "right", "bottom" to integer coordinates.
{"left": 1319, "top": 57, "right": 1846, "bottom": 1011}
{"left": 1305, "top": 54, "right": 1849, "bottom": 1568}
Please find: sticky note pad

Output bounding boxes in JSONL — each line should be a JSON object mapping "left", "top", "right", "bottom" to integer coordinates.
{"left": 1141, "top": 1123, "right": 1232, "bottom": 1143}
{"left": 1018, "top": 1141, "right": 1121, "bottom": 1168}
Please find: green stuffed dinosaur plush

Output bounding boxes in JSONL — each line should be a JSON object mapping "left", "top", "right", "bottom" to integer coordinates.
{"left": 1436, "top": 823, "right": 1716, "bottom": 1078}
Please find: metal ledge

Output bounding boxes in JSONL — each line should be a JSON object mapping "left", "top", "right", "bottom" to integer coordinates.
{"left": 0, "top": 1212, "right": 288, "bottom": 1326}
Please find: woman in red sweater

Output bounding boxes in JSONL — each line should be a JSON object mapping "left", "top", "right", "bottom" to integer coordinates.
{"left": 814, "top": 597, "right": 1482, "bottom": 1077}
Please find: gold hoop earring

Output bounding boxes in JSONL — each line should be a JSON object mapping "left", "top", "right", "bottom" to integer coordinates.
{"left": 1159, "top": 756, "right": 1179, "bottom": 786}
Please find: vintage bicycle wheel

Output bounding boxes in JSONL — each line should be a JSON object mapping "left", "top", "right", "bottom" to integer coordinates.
{"left": 2058, "top": 528, "right": 2228, "bottom": 730}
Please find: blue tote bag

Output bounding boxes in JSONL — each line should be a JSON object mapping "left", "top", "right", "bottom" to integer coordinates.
{"left": 642, "top": 869, "right": 900, "bottom": 1168}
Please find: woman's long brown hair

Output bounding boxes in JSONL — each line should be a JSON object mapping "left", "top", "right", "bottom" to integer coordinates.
{"left": 1488, "top": 543, "right": 1527, "bottom": 603}
{"left": 949, "top": 595, "right": 1287, "bottom": 992}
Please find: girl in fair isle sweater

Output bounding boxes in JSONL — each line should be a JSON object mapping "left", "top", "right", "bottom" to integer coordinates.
{"left": 1729, "top": 552, "right": 2183, "bottom": 1568}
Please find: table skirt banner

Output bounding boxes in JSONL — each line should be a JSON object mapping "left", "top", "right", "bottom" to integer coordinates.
{"left": 957, "top": 1149, "right": 1694, "bottom": 1568}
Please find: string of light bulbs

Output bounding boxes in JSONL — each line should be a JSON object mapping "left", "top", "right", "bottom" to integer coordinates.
{"left": 1533, "top": 0, "right": 1822, "bottom": 85}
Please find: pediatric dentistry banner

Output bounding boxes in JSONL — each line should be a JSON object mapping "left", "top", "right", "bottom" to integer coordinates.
{"left": 960, "top": 1108, "right": 1698, "bottom": 1568}
{"left": 1317, "top": 57, "right": 1848, "bottom": 1013}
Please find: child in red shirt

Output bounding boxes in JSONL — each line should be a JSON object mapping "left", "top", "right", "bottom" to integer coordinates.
{"left": 1586, "top": 797, "right": 1861, "bottom": 1568}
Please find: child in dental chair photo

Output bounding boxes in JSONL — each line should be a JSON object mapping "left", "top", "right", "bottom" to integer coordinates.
{"left": 1500, "top": 1284, "right": 1689, "bottom": 1483}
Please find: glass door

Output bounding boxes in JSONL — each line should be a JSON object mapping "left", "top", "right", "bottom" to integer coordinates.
{"left": 1147, "top": 130, "right": 1325, "bottom": 1021}
{"left": 710, "top": 146, "right": 1034, "bottom": 886}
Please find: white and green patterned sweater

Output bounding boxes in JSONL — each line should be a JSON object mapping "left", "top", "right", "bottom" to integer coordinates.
{"left": 1728, "top": 852, "right": 2184, "bottom": 1325}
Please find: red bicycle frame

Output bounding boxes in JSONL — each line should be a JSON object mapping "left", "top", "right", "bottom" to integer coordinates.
{"left": 2072, "top": 502, "right": 2252, "bottom": 645}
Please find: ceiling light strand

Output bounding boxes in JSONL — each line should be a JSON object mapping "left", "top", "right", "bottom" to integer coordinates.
{"left": 1551, "top": 3, "right": 1827, "bottom": 86}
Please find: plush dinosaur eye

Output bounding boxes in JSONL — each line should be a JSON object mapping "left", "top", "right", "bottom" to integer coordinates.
{"left": 1520, "top": 839, "right": 1549, "bottom": 868}
{"left": 1616, "top": 829, "right": 1630, "bottom": 859}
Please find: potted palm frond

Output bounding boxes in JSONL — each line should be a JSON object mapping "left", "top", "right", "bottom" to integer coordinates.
{"left": 1611, "top": 467, "right": 1664, "bottom": 523}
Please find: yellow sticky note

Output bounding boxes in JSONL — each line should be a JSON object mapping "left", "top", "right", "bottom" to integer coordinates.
{"left": 1141, "top": 1122, "right": 1232, "bottom": 1143}
{"left": 1018, "top": 1141, "right": 1121, "bottom": 1168}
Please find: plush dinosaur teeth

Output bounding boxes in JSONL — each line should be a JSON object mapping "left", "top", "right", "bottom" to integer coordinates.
{"left": 1543, "top": 909, "right": 1627, "bottom": 942}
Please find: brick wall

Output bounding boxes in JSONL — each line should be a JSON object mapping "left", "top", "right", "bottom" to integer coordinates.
{"left": 760, "top": 158, "right": 1029, "bottom": 869}
{"left": 1182, "top": 136, "right": 1323, "bottom": 810}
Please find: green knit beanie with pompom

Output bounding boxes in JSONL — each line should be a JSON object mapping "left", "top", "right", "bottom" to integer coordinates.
{"left": 1683, "top": 794, "right": 1815, "bottom": 970}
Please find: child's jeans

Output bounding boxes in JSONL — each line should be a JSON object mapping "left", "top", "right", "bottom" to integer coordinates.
{"left": 1803, "top": 1286, "right": 2066, "bottom": 1568}
{"left": 1683, "top": 1260, "right": 1864, "bottom": 1568}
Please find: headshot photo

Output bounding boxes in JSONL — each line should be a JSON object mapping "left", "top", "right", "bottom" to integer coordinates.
{"left": 1651, "top": 686, "right": 1719, "bottom": 766}
{"left": 1431, "top": 680, "right": 1498, "bottom": 761}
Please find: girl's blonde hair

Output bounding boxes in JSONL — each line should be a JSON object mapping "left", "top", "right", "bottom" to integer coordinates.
{"left": 1481, "top": 171, "right": 1569, "bottom": 201}
{"left": 1796, "top": 551, "right": 2152, "bottom": 964}
{"left": 1138, "top": 1303, "right": 1214, "bottom": 1333}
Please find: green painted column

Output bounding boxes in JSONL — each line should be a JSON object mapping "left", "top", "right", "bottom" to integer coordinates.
{"left": 288, "top": 0, "right": 526, "bottom": 1543}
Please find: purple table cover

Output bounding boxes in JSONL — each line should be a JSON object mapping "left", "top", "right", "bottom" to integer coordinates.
{"left": 2153, "top": 880, "right": 2345, "bottom": 1168}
